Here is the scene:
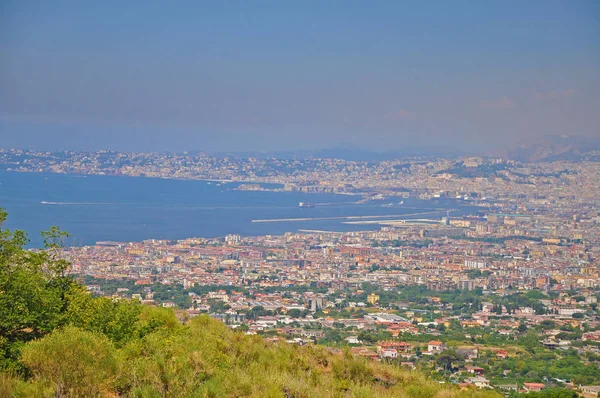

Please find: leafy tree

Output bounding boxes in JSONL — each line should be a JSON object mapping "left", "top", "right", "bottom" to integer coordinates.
{"left": 64, "top": 291, "right": 143, "bottom": 345}
{"left": 435, "top": 350, "right": 465, "bottom": 372}
{"left": 208, "top": 299, "right": 230, "bottom": 313}
{"left": 357, "top": 331, "right": 377, "bottom": 345}
{"left": 517, "top": 321, "right": 528, "bottom": 333}
{"left": 0, "top": 210, "right": 79, "bottom": 368}
{"left": 518, "top": 388, "right": 579, "bottom": 397}
{"left": 518, "top": 329, "right": 540, "bottom": 352}
{"left": 540, "top": 320, "right": 556, "bottom": 330}
{"left": 467, "top": 269, "right": 482, "bottom": 279}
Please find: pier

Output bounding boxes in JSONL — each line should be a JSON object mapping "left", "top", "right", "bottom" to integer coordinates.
{"left": 251, "top": 210, "right": 450, "bottom": 223}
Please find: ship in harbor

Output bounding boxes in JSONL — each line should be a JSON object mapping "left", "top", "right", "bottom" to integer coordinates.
{"left": 298, "top": 201, "right": 315, "bottom": 208}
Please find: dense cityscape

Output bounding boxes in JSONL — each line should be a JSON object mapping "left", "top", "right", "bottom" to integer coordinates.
{"left": 4, "top": 148, "right": 599, "bottom": 395}
{"left": 2, "top": 1, "right": 598, "bottom": 396}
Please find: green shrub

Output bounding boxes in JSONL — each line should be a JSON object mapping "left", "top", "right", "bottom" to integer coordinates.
{"left": 21, "top": 326, "right": 118, "bottom": 397}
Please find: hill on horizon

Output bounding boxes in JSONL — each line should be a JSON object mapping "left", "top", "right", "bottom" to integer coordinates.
{"left": 503, "top": 135, "right": 600, "bottom": 162}
{"left": 195, "top": 145, "right": 469, "bottom": 162}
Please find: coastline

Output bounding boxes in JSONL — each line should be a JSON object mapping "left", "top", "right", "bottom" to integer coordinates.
{"left": 0, "top": 170, "right": 476, "bottom": 248}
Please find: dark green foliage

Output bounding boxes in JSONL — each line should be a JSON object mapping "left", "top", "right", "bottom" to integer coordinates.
{"left": 510, "top": 388, "right": 579, "bottom": 397}
{"left": 0, "top": 210, "right": 80, "bottom": 369}
{"left": 435, "top": 350, "right": 465, "bottom": 372}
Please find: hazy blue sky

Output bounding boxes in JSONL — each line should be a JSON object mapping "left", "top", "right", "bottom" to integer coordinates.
{"left": 1, "top": 1, "right": 599, "bottom": 153}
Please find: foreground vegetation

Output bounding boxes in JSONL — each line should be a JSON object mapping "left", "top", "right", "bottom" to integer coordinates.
{"left": 0, "top": 209, "right": 503, "bottom": 397}
{"left": 4, "top": 316, "right": 506, "bottom": 397}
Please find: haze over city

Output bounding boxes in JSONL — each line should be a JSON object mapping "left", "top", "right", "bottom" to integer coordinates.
{"left": 1, "top": 1, "right": 599, "bottom": 154}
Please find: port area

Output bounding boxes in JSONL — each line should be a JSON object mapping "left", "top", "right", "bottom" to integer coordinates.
{"left": 252, "top": 210, "right": 451, "bottom": 223}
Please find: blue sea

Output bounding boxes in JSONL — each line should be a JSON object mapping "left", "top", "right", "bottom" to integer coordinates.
{"left": 0, "top": 171, "right": 474, "bottom": 247}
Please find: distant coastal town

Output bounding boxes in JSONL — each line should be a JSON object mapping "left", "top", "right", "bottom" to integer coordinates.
{"left": 1, "top": 148, "right": 599, "bottom": 200}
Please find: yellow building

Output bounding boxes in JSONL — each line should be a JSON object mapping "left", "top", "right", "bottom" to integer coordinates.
{"left": 367, "top": 293, "right": 380, "bottom": 305}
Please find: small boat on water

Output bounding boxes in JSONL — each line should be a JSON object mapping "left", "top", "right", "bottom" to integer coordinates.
{"left": 298, "top": 202, "right": 315, "bottom": 208}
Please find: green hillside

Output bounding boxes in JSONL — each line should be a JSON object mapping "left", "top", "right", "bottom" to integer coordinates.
{"left": 3, "top": 314, "right": 504, "bottom": 398}
{"left": 0, "top": 209, "right": 500, "bottom": 397}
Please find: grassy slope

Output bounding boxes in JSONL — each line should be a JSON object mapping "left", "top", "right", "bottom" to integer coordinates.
{"left": 1, "top": 311, "right": 501, "bottom": 398}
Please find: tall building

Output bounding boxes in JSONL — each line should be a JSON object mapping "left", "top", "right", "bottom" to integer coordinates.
{"left": 309, "top": 297, "right": 324, "bottom": 312}
{"left": 225, "top": 234, "right": 241, "bottom": 245}
{"left": 458, "top": 280, "right": 475, "bottom": 291}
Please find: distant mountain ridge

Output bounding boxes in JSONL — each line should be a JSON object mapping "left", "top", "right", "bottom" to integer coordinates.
{"left": 504, "top": 135, "right": 600, "bottom": 162}
{"left": 190, "top": 145, "right": 468, "bottom": 161}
